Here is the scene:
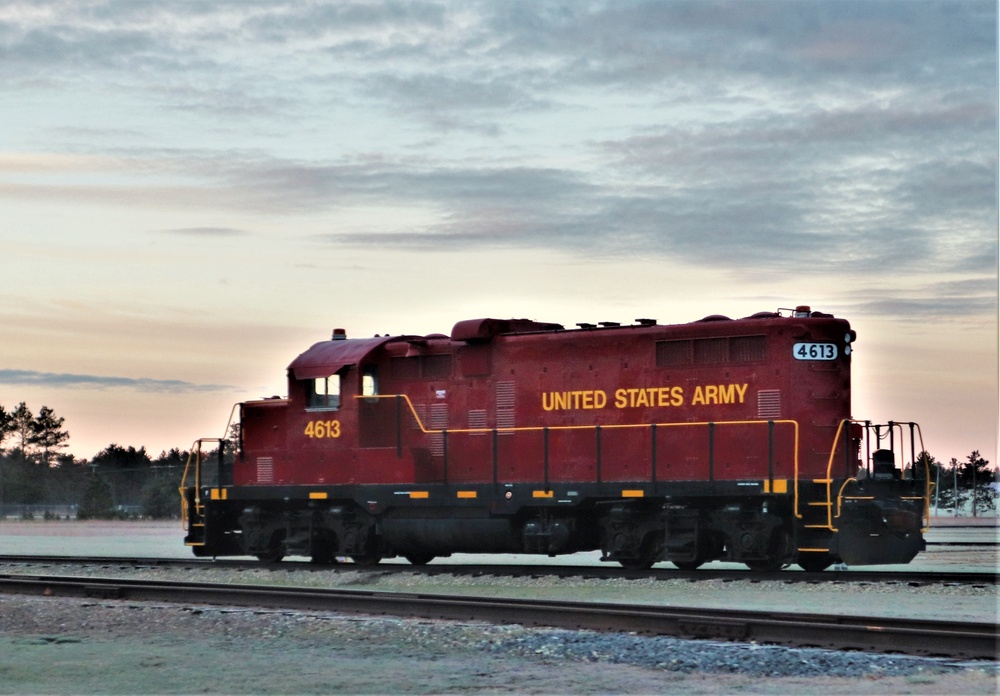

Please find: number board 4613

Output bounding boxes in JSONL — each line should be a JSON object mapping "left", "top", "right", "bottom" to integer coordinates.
{"left": 793, "top": 342, "right": 838, "bottom": 360}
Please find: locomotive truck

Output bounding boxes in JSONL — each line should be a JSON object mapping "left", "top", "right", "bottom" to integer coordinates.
{"left": 180, "top": 305, "right": 930, "bottom": 571}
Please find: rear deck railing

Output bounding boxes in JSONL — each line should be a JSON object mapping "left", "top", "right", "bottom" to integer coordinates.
{"left": 824, "top": 419, "right": 931, "bottom": 533}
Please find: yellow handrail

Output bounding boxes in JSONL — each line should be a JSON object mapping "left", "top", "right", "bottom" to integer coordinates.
{"left": 179, "top": 437, "right": 225, "bottom": 531}
{"left": 834, "top": 477, "right": 859, "bottom": 521}
{"left": 179, "top": 403, "right": 240, "bottom": 530}
{"left": 899, "top": 422, "right": 931, "bottom": 531}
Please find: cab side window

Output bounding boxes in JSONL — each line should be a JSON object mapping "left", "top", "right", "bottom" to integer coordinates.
{"left": 362, "top": 367, "right": 378, "bottom": 397}
{"left": 309, "top": 374, "right": 341, "bottom": 410}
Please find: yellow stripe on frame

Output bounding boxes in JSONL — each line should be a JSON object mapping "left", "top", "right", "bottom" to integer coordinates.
{"left": 621, "top": 490, "right": 644, "bottom": 498}
{"left": 409, "top": 491, "right": 429, "bottom": 499}
{"left": 766, "top": 479, "right": 787, "bottom": 494}
{"left": 532, "top": 490, "right": 554, "bottom": 498}
{"left": 456, "top": 491, "right": 477, "bottom": 499}
{"left": 309, "top": 492, "right": 328, "bottom": 500}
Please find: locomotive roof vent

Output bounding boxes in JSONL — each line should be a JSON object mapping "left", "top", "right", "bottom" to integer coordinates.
{"left": 451, "top": 318, "right": 564, "bottom": 342}
{"left": 576, "top": 322, "right": 596, "bottom": 329}
{"left": 635, "top": 318, "right": 657, "bottom": 326}
{"left": 598, "top": 321, "right": 620, "bottom": 327}
{"left": 332, "top": 328, "right": 347, "bottom": 340}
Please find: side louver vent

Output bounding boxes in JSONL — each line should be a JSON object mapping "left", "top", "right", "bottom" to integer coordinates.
{"left": 496, "top": 381, "right": 516, "bottom": 434}
{"left": 757, "top": 390, "right": 782, "bottom": 419}
{"left": 256, "top": 456, "right": 274, "bottom": 484}
{"left": 429, "top": 403, "right": 448, "bottom": 456}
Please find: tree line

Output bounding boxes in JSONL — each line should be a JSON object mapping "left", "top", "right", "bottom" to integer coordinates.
{"left": 0, "top": 402, "right": 219, "bottom": 520}
{"left": 0, "top": 401, "right": 996, "bottom": 519}
{"left": 916, "top": 451, "right": 997, "bottom": 516}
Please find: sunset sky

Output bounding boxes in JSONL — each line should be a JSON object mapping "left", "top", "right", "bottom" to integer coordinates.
{"left": 1, "top": 1, "right": 996, "bottom": 469}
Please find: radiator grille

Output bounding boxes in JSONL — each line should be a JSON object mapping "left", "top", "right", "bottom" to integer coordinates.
{"left": 657, "top": 335, "right": 767, "bottom": 366}
{"left": 730, "top": 335, "right": 767, "bottom": 362}
{"left": 656, "top": 340, "right": 691, "bottom": 366}
{"left": 693, "top": 337, "right": 727, "bottom": 364}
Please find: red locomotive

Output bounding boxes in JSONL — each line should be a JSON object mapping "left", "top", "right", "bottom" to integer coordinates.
{"left": 181, "top": 305, "right": 930, "bottom": 571}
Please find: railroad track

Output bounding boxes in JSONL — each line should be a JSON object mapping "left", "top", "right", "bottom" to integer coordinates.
{"left": 0, "top": 554, "right": 995, "bottom": 586}
{"left": 0, "top": 574, "right": 995, "bottom": 660}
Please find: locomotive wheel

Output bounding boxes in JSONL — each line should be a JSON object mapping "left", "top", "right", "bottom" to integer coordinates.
{"left": 797, "top": 553, "right": 834, "bottom": 573}
{"left": 350, "top": 554, "right": 382, "bottom": 566}
{"left": 671, "top": 542, "right": 710, "bottom": 571}
{"left": 672, "top": 559, "right": 704, "bottom": 571}
{"left": 403, "top": 553, "right": 435, "bottom": 566}
{"left": 310, "top": 550, "right": 340, "bottom": 565}
{"left": 310, "top": 534, "right": 340, "bottom": 565}
{"left": 744, "top": 528, "right": 790, "bottom": 572}
{"left": 617, "top": 539, "right": 659, "bottom": 570}
{"left": 744, "top": 558, "right": 784, "bottom": 573}
{"left": 254, "top": 530, "right": 285, "bottom": 564}
{"left": 618, "top": 556, "right": 656, "bottom": 570}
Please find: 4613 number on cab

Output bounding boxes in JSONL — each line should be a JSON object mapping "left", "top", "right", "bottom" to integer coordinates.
{"left": 304, "top": 419, "right": 341, "bottom": 439}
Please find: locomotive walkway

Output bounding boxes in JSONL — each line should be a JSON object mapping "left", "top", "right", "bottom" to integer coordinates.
{"left": 0, "top": 573, "right": 995, "bottom": 660}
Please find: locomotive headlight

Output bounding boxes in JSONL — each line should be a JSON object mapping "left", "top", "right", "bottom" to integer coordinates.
{"left": 844, "top": 331, "right": 855, "bottom": 355}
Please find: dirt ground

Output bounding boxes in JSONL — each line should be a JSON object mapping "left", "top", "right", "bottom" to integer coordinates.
{"left": 1, "top": 596, "right": 996, "bottom": 695}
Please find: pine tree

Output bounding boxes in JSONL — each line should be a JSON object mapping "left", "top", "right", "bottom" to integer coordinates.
{"left": 31, "top": 406, "right": 70, "bottom": 467}
{"left": 0, "top": 404, "right": 14, "bottom": 452}
{"left": 959, "top": 451, "right": 996, "bottom": 516}
{"left": 10, "top": 403, "right": 34, "bottom": 462}
{"left": 78, "top": 473, "right": 115, "bottom": 519}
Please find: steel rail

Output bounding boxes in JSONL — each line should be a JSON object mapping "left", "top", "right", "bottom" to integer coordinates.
{"left": 0, "top": 555, "right": 995, "bottom": 586}
{"left": 926, "top": 541, "right": 999, "bottom": 546}
{"left": 0, "top": 574, "right": 995, "bottom": 660}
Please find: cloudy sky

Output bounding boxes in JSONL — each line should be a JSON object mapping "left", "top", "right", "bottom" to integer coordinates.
{"left": 1, "top": 0, "right": 996, "bottom": 469}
